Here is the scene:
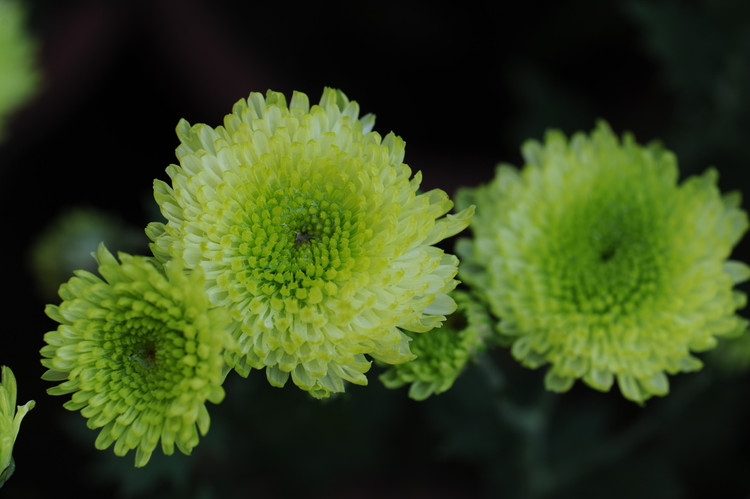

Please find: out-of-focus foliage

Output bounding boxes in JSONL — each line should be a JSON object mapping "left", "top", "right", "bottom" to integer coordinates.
{"left": 0, "top": 0, "right": 38, "bottom": 141}
{"left": 30, "top": 208, "right": 145, "bottom": 300}
{"left": 627, "top": 0, "right": 750, "bottom": 174}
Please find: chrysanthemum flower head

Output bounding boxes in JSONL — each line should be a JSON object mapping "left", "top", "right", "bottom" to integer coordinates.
{"left": 457, "top": 121, "right": 749, "bottom": 403}
{"left": 380, "top": 290, "right": 491, "bottom": 400}
{"left": 0, "top": 0, "right": 39, "bottom": 140}
{"left": 0, "top": 366, "right": 34, "bottom": 487}
{"left": 147, "top": 88, "right": 474, "bottom": 398}
{"left": 41, "top": 244, "right": 233, "bottom": 467}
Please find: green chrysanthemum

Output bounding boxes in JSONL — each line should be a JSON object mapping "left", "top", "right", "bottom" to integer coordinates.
{"left": 0, "top": 366, "right": 34, "bottom": 488}
{"left": 147, "top": 88, "right": 474, "bottom": 398}
{"left": 41, "top": 244, "right": 232, "bottom": 467}
{"left": 0, "top": 0, "right": 38, "bottom": 140}
{"left": 380, "top": 290, "right": 491, "bottom": 400}
{"left": 457, "top": 122, "right": 749, "bottom": 403}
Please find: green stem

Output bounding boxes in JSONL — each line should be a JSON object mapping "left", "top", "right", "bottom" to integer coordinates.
{"left": 478, "top": 350, "right": 713, "bottom": 498}
{"left": 543, "top": 371, "right": 712, "bottom": 494}
{"left": 477, "top": 353, "right": 556, "bottom": 497}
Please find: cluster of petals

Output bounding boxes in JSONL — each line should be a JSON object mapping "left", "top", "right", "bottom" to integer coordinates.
{"left": 147, "top": 88, "right": 474, "bottom": 398}
{"left": 457, "top": 122, "right": 749, "bottom": 402}
{"left": 41, "top": 245, "right": 232, "bottom": 466}
{"left": 380, "top": 290, "right": 491, "bottom": 400}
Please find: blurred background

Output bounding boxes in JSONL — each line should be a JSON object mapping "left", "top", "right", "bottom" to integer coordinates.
{"left": 2, "top": 0, "right": 750, "bottom": 497}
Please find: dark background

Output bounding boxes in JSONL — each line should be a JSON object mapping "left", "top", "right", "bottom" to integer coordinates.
{"left": 2, "top": 0, "right": 750, "bottom": 497}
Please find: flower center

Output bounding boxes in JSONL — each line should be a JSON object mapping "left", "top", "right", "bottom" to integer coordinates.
{"left": 233, "top": 181, "right": 366, "bottom": 300}
{"left": 598, "top": 245, "right": 616, "bottom": 263}
{"left": 542, "top": 192, "right": 666, "bottom": 317}
{"left": 294, "top": 231, "right": 316, "bottom": 245}
{"left": 130, "top": 344, "right": 157, "bottom": 370}
{"left": 101, "top": 307, "right": 190, "bottom": 402}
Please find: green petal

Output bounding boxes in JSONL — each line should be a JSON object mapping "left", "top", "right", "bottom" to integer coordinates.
{"left": 544, "top": 370, "right": 575, "bottom": 393}
{"left": 724, "top": 260, "right": 750, "bottom": 284}
{"left": 617, "top": 374, "right": 644, "bottom": 403}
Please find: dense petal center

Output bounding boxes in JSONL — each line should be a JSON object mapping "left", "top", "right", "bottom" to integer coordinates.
{"left": 545, "top": 190, "right": 666, "bottom": 317}
{"left": 102, "top": 309, "right": 195, "bottom": 402}
{"left": 237, "top": 183, "right": 363, "bottom": 298}
{"left": 202, "top": 137, "right": 397, "bottom": 333}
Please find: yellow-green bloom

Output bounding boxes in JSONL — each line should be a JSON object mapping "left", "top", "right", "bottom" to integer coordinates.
{"left": 41, "top": 244, "right": 232, "bottom": 467}
{"left": 147, "top": 88, "right": 474, "bottom": 398}
{"left": 0, "top": 0, "right": 38, "bottom": 140}
{"left": 457, "top": 122, "right": 749, "bottom": 403}
{"left": 0, "top": 366, "right": 34, "bottom": 488}
{"left": 380, "top": 290, "right": 491, "bottom": 400}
